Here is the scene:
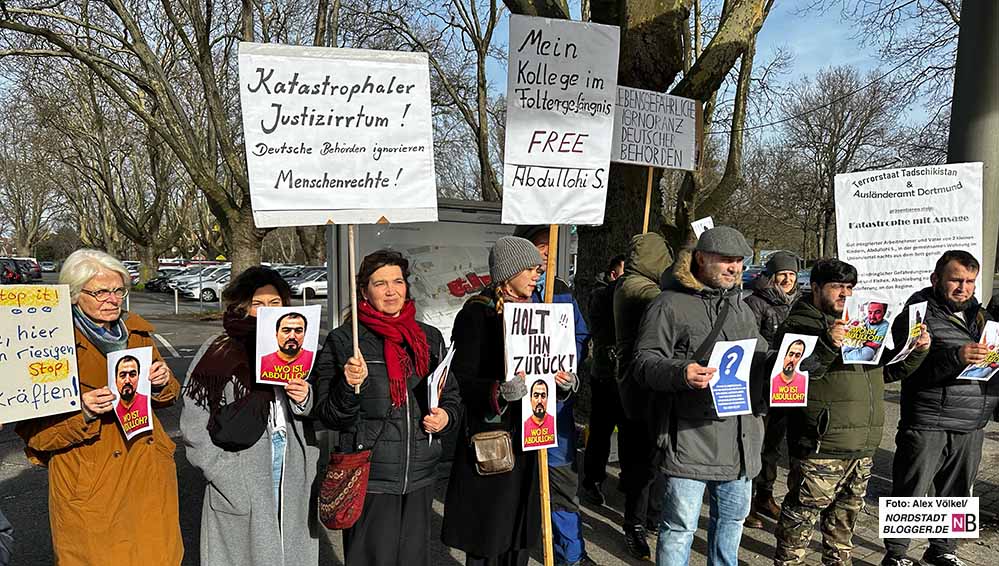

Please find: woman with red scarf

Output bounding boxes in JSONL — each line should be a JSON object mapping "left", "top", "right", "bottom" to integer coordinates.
{"left": 313, "top": 249, "right": 460, "bottom": 566}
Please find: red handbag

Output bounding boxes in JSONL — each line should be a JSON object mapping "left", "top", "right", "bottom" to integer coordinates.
{"left": 318, "top": 449, "right": 372, "bottom": 530}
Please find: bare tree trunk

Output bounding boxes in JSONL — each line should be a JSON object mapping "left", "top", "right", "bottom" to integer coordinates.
{"left": 139, "top": 246, "right": 159, "bottom": 285}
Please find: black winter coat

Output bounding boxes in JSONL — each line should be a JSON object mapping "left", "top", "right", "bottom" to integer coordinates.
{"left": 587, "top": 274, "right": 617, "bottom": 380}
{"left": 441, "top": 292, "right": 540, "bottom": 557}
{"left": 312, "top": 321, "right": 460, "bottom": 495}
{"left": 894, "top": 287, "right": 999, "bottom": 432}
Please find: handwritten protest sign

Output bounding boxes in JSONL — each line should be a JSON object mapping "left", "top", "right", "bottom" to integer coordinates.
{"left": 0, "top": 285, "right": 80, "bottom": 424}
{"left": 428, "top": 344, "right": 456, "bottom": 446}
{"left": 503, "top": 303, "right": 576, "bottom": 451}
{"left": 255, "top": 305, "right": 321, "bottom": 385}
{"left": 707, "top": 338, "right": 757, "bottom": 418}
{"left": 501, "top": 15, "right": 620, "bottom": 225}
{"left": 239, "top": 43, "right": 437, "bottom": 227}
{"left": 769, "top": 334, "right": 818, "bottom": 407}
{"left": 887, "top": 302, "right": 928, "bottom": 365}
{"left": 842, "top": 295, "right": 894, "bottom": 365}
{"left": 107, "top": 347, "right": 154, "bottom": 440}
{"left": 835, "top": 162, "right": 983, "bottom": 306}
{"left": 958, "top": 321, "right": 999, "bottom": 381}
{"left": 612, "top": 87, "right": 697, "bottom": 170}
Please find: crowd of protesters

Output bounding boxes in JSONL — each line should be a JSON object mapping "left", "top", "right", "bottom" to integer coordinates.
{"left": 4, "top": 223, "right": 998, "bottom": 566}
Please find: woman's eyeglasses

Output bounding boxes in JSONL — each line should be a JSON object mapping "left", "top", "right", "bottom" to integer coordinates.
{"left": 80, "top": 287, "right": 129, "bottom": 301}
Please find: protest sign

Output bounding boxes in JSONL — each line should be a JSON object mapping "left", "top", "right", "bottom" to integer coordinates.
{"left": 0, "top": 285, "right": 80, "bottom": 424}
{"left": 428, "top": 344, "right": 456, "bottom": 445}
{"left": 503, "top": 302, "right": 576, "bottom": 451}
{"left": 501, "top": 15, "right": 620, "bottom": 225}
{"left": 107, "top": 347, "right": 154, "bottom": 440}
{"left": 238, "top": 42, "right": 437, "bottom": 227}
{"left": 842, "top": 295, "right": 894, "bottom": 365}
{"left": 957, "top": 321, "right": 999, "bottom": 381}
{"left": 692, "top": 216, "right": 714, "bottom": 238}
{"left": 887, "top": 302, "right": 928, "bottom": 365}
{"left": 835, "top": 162, "right": 983, "bottom": 306}
{"left": 612, "top": 86, "right": 697, "bottom": 170}
{"left": 255, "top": 305, "right": 321, "bottom": 385}
{"left": 769, "top": 334, "right": 818, "bottom": 407}
{"left": 707, "top": 338, "right": 757, "bottom": 417}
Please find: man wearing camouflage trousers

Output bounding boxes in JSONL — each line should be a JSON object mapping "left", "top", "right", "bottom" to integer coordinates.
{"left": 773, "top": 259, "right": 930, "bottom": 565}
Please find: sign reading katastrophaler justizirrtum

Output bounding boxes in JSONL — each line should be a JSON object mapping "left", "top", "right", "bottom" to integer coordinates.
{"left": 835, "top": 162, "right": 984, "bottom": 307}
{"left": 501, "top": 15, "right": 621, "bottom": 225}
{"left": 238, "top": 42, "right": 438, "bottom": 227}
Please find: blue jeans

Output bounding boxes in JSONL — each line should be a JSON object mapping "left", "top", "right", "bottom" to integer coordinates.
{"left": 271, "top": 429, "right": 287, "bottom": 514}
{"left": 656, "top": 476, "right": 751, "bottom": 566}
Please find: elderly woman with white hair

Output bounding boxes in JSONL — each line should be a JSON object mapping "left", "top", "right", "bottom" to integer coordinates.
{"left": 15, "top": 249, "right": 184, "bottom": 566}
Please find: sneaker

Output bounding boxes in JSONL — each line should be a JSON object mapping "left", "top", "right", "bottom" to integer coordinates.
{"left": 744, "top": 510, "right": 765, "bottom": 529}
{"left": 922, "top": 553, "right": 966, "bottom": 566}
{"left": 881, "top": 556, "right": 920, "bottom": 566}
{"left": 624, "top": 524, "right": 652, "bottom": 560}
{"left": 753, "top": 492, "right": 781, "bottom": 520}
{"left": 559, "top": 556, "right": 599, "bottom": 566}
{"left": 580, "top": 480, "right": 605, "bottom": 506}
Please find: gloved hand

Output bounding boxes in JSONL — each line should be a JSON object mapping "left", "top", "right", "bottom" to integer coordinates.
{"left": 499, "top": 375, "right": 528, "bottom": 402}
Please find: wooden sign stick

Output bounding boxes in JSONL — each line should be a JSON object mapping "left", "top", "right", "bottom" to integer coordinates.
{"left": 642, "top": 165, "right": 654, "bottom": 234}
{"left": 538, "top": 223, "right": 559, "bottom": 566}
{"left": 348, "top": 224, "right": 361, "bottom": 394}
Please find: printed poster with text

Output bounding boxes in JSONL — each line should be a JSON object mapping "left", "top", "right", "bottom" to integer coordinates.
{"left": 612, "top": 86, "right": 697, "bottom": 170}
{"left": 239, "top": 42, "right": 438, "bottom": 227}
{"left": 503, "top": 303, "right": 576, "bottom": 451}
{"left": 255, "top": 305, "right": 321, "bottom": 385}
{"left": 842, "top": 295, "right": 895, "bottom": 365}
{"left": 957, "top": 320, "right": 999, "bottom": 381}
{"left": 707, "top": 338, "right": 757, "bottom": 418}
{"left": 501, "top": 15, "right": 620, "bottom": 225}
{"left": 835, "top": 162, "right": 983, "bottom": 307}
{"left": 0, "top": 285, "right": 81, "bottom": 424}
{"left": 769, "top": 334, "right": 818, "bottom": 407}
{"left": 107, "top": 347, "right": 154, "bottom": 440}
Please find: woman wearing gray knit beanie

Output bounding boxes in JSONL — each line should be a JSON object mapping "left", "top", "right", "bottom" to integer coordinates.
{"left": 441, "top": 236, "right": 545, "bottom": 566}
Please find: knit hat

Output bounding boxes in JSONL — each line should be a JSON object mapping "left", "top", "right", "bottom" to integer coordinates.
{"left": 765, "top": 251, "right": 799, "bottom": 275}
{"left": 489, "top": 236, "right": 543, "bottom": 283}
{"left": 694, "top": 226, "right": 753, "bottom": 257}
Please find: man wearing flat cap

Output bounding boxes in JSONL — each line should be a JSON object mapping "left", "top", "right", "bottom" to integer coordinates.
{"left": 632, "top": 226, "right": 768, "bottom": 565}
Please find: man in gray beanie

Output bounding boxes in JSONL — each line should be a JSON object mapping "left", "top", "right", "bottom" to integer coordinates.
{"left": 743, "top": 251, "right": 801, "bottom": 528}
{"left": 632, "top": 225, "right": 768, "bottom": 566}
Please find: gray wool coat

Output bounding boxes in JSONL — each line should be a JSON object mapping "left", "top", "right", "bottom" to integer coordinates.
{"left": 180, "top": 336, "right": 321, "bottom": 566}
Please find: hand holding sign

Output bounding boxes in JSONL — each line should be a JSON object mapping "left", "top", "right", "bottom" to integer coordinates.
{"left": 959, "top": 342, "right": 989, "bottom": 365}
{"left": 684, "top": 363, "right": 715, "bottom": 389}
{"left": 829, "top": 319, "right": 847, "bottom": 348}
{"left": 82, "top": 387, "right": 116, "bottom": 420}
{"left": 344, "top": 354, "right": 368, "bottom": 388}
{"left": 286, "top": 378, "right": 311, "bottom": 404}
{"left": 422, "top": 407, "right": 449, "bottom": 434}
{"left": 149, "top": 359, "right": 172, "bottom": 388}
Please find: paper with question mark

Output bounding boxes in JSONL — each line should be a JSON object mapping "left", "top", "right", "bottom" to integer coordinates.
{"left": 707, "top": 338, "right": 757, "bottom": 417}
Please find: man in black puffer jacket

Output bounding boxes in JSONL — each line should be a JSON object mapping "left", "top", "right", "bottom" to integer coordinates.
{"left": 882, "top": 250, "right": 999, "bottom": 566}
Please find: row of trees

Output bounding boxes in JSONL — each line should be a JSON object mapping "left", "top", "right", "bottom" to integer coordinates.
{"left": 0, "top": 0, "right": 957, "bottom": 293}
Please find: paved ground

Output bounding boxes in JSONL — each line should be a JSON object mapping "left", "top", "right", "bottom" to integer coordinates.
{"left": 2, "top": 284, "right": 999, "bottom": 565}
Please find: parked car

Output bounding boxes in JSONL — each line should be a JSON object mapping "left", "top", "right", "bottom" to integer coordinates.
{"left": 181, "top": 272, "right": 231, "bottom": 302}
{"left": 292, "top": 272, "right": 328, "bottom": 298}
{"left": 797, "top": 270, "right": 811, "bottom": 289}
{"left": 14, "top": 258, "right": 42, "bottom": 280}
{"left": 1, "top": 258, "right": 25, "bottom": 284}
{"left": 742, "top": 265, "right": 765, "bottom": 285}
{"left": 286, "top": 267, "right": 325, "bottom": 288}
{"left": 39, "top": 260, "right": 57, "bottom": 272}
{"left": 167, "top": 265, "right": 228, "bottom": 290}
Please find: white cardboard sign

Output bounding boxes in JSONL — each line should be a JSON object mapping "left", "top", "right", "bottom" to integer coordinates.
{"left": 501, "top": 15, "right": 620, "bottom": 225}
{"left": 503, "top": 303, "right": 576, "bottom": 451}
{"left": 612, "top": 86, "right": 697, "bottom": 170}
{"left": 238, "top": 42, "right": 438, "bottom": 227}
{"left": 957, "top": 321, "right": 999, "bottom": 381}
{"left": 835, "top": 162, "right": 983, "bottom": 306}
{"left": 768, "top": 334, "right": 818, "bottom": 407}
{"left": 707, "top": 338, "right": 757, "bottom": 417}
{"left": 0, "top": 285, "right": 81, "bottom": 424}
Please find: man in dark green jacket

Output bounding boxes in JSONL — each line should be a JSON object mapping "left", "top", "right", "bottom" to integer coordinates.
{"left": 773, "top": 259, "right": 930, "bottom": 565}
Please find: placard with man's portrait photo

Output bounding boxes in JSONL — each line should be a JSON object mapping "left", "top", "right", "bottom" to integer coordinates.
{"left": 842, "top": 295, "right": 894, "bottom": 365}
{"left": 255, "top": 305, "right": 322, "bottom": 386}
{"left": 106, "top": 346, "right": 154, "bottom": 440}
{"left": 768, "top": 334, "right": 819, "bottom": 407}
